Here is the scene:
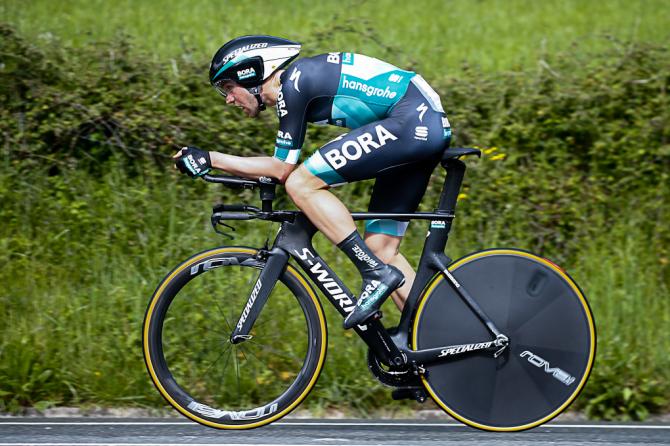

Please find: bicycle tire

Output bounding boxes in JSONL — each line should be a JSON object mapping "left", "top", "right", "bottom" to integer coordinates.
{"left": 143, "top": 247, "right": 327, "bottom": 429}
{"left": 412, "top": 249, "right": 596, "bottom": 431}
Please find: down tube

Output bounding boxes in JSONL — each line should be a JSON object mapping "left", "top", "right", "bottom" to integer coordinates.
{"left": 272, "top": 214, "right": 405, "bottom": 365}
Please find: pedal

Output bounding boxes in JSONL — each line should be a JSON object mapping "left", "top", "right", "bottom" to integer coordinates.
{"left": 391, "top": 386, "right": 427, "bottom": 403}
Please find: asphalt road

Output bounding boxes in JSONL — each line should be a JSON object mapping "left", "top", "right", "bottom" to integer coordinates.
{"left": 1, "top": 419, "right": 669, "bottom": 446}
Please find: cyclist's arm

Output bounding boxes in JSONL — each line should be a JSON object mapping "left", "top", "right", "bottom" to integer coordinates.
{"left": 209, "top": 152, "right": 296, "bottom": 183}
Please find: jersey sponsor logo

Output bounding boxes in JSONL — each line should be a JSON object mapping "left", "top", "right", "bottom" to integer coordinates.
{"left": 520, "top": 351, "right": 576, "bottom": 386}
{"left": 221, "top": 42, "right": 268, "bottom": 65}
{"left": 186, "top": 154, "right": 206, "bottom": 174}
{"left": 276, "top": 130, "right": 293, "bottom": 147}
{"left": 289, "top": 67, "right": 301, "bottom": 92}
{"left": 414, "top": 126, "right": 429, "bottom": 141}
{"left": 276, "top": 85, "right": 288, "bottom": 118}
{"left": 237, "top": 67, "right": 256, "bottom": 80}
{"left": 416, "top": 103, "right": 428, "bottom": 122}
{"left": 324, "top": 125, "right": 398, "bottom": 169}
{"left": 342, "top": 52, "right": 353, "bottom": 64}
{"left": 388, "top": 73, "right": 403, "bottom": 83}
{"left": 327, "top": 52, "right": 340, "bottom": 64}
{"left": 442, "top": 116, "right": 451, "bottom": 128}
{"left": 341, "top": 75, "right": 397, "bottom": 99}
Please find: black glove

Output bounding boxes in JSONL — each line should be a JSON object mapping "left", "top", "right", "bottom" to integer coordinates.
{"left": 176, "top": 146, "right": 212, "bottom": 178}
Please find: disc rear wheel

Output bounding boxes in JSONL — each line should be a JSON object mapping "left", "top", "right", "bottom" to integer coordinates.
{"left": 412, "top": 249, "right": 596, "bottom": 431}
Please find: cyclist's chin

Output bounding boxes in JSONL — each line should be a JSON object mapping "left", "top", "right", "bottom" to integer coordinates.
{"left": 244, "top": 106, "right": 260, "bottom": 118}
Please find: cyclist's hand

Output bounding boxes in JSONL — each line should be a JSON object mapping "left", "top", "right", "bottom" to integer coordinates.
{"left": 174, "top": 146, "right": 212, "bottom": 178}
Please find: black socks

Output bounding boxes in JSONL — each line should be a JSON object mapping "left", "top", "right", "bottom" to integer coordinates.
{"left": 337, "top": 230, "right": 384, "bottom": 275}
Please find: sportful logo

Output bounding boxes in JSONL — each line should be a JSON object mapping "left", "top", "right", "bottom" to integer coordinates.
{"left": 220, "top": 43, "right": 268, "bottom": 65}
{"left": 341, "top": 76, "right": 397, "bottom": 99}
{"left": 237, "top": 67, "right": 256, "bottom": 80}
{"left": 327, "top": 52, "right": 340, "bottom": 64}
{"left": 324, "top": 125, "right": 397, "bottom": 169}
{"left": 520, "top": 351, "right": 576, "bottom": 386}
{"left": 188, "top": 401, "right": 278, "bottom": 420}
{"left": 236, "top": 278, "right": 263, "bottom": 330}
{"left": 289, "top": 67, "right": 301, "bottom": 92}
{"left": 276, "top": 85, "right": 288, "bottom": 118}
{"left": 414, "top": 126, "right": 429, "bottom": 141}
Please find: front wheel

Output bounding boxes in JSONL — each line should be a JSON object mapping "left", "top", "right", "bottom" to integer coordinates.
{"left": 412, "top": 249, "right": 596, "bottom": 431}
{"left": 143, "top": 247, "right": 327, "bottom": 429}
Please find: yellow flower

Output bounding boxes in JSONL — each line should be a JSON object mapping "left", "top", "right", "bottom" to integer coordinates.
{"left": 457, "top": 193, "right": 468, "bottom": 201}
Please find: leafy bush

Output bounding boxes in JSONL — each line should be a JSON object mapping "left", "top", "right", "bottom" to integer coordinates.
{"left": 1, "top": 24, "right": 668, "bottom": 419}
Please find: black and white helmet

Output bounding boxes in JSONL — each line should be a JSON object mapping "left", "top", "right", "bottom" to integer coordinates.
{"left": 209, "top": 35, "right": 301, "bottom": 93}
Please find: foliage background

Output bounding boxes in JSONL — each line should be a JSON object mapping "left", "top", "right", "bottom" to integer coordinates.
{"left": 1, "top": 0, "right": 669, "bottom": 420}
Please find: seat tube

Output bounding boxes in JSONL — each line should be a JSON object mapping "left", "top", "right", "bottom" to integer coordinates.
{"left": 428, "top": 159, "right": 466, "bottom": 253}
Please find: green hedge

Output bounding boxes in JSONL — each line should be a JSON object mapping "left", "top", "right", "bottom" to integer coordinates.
{"left": 1, "top": 24, "right": 669, "bottom": 419}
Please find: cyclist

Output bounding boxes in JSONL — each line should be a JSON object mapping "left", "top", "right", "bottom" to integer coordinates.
{"left": 175, "top": 35, "right": 451, "bottom": 329}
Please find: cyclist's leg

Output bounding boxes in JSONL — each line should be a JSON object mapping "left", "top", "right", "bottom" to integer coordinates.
{"left": 284, "top": 164, "right": 355, "bottom": 244}
{"left": 364, "top": 233, "right": 413, "bottom": 310}
{"left": 363, "top": 154, "right": 442, "bottom": 311}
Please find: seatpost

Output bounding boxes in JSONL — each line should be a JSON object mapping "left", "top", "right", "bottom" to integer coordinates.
{"left": 396, "top": 158, "right": 469, "bottom": 341}
{"left": 438, "top": 159, "right": 466, "bottom": 211}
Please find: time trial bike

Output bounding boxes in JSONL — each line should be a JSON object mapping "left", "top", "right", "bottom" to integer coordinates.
{"left": 143, "top": 146, "right": 596, "bottom": 431}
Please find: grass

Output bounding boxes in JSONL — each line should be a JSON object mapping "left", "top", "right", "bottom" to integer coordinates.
{"left": 2, "top": 0, "right": 669, "bottom": 77}
{"left": 0, "top": 163, "right": 668, "bottom": 417}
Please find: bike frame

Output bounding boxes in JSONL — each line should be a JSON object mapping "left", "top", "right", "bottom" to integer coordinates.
{"left": 217, "top": 155, "right": 508, "bottom": 369}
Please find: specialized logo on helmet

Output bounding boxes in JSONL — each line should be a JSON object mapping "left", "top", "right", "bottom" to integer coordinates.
{"left": 221, "top": 42, "right": 268, "bottom": 65}
{"left": 324, "top": 125, "right": 397, "bottom": 169}
{"left": 237, "top": 67, "right": 256, "bottom": 80}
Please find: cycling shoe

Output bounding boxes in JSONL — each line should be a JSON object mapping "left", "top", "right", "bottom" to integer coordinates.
{"left": 343, "top": 265, "right": 405, "bottom": 329}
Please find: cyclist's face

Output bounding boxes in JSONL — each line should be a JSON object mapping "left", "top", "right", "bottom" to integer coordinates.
{"left": 221, "top": 82, "right": 259, "bottom": 118}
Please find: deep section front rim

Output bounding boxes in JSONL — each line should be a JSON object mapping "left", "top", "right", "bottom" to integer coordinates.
{"left": 143, "top": 247, "right": 327, "bottom": 429}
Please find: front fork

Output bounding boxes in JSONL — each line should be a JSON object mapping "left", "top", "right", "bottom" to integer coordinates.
{"left": 229, "top": 247, "right": 288, "bottom": 344}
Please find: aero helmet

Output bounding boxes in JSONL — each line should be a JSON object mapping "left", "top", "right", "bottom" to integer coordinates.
{"left": 209, "top": 35, "right": 301, "bottom": 110}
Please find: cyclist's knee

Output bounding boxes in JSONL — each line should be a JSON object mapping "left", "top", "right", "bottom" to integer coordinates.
{"left": 285, "top": 166, "right": 327, "bottom": 203}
